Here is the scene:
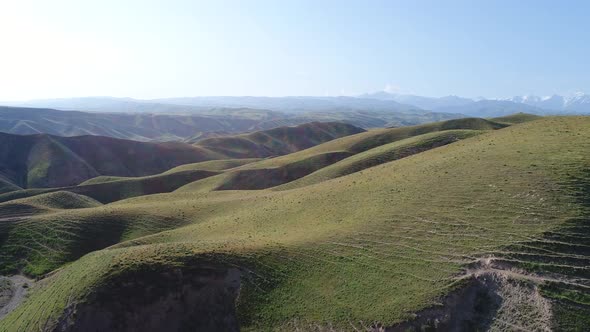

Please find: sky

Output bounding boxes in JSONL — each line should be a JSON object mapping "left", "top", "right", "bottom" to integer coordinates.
{"left": 0, "top": 0, "right": 589, "bottom": 100}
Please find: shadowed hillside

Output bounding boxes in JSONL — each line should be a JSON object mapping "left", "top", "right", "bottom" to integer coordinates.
{"left": 0, "top": 159, "right": 263, "bottom": 204}
{"left": 196, "top": 121, "right": 365, "bottom": 158}
{"left": 0, "top": 122, "right": 363, "bottom": 190}
{"left": 0, "top": 132, "right": 224, "bottom": 188}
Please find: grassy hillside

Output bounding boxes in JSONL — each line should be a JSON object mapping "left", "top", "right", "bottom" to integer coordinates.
{"left": 196, "top": 122, "right": 365, "bottom": 158}
{"left": 0, "top": 122, "right": 359, "bottom": 190}
{"left": 1, "top": 116, "right": 588, "bottom": 331}
{"left": 80, "top": 159, "right": 261, "bottom": 186}
{"left": 177, "top": 118, "right": 504, "bottom": 192}
{"left": 0, "top": 132, "right": 223, "bottom": 189}
{"left": 275, "top": 129, "right": 483, "bottom": 190}
{"left": 491, "top": 112, "right": 542, "bottom": 124}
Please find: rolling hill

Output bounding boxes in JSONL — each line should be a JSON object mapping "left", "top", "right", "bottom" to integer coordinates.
{"left": 0, "top": 122, "right": 363, "bottom": 190}
{"left": 0, "top": 115, "right": 588, "bottom": 331}
{"left": 0, "top": 132, "right": 224, "bottom": 189}
{"left": 0, "top": 118, "right": 500, "bottom": 202}
{"left": 196, "top": 121, "right": 365, "bottom": 158}
{"left": 176, "top": 117, "right": 506, "bottom": 193}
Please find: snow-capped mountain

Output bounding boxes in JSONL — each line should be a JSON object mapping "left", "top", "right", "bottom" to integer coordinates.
{"left": 503, "top": 93, "right": 590, "bottom": 113}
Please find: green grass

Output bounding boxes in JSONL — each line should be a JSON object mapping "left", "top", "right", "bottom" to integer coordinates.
{"left": 162, "top": 158, "right": 262, "bottom": 174}
{"left": 491, "top": 112, "right": 542, "bottom": 124}
{"left": 0, "top": 116, "right": 589, "bottom": 331}
{"left": 177, "top": 118, "right": 505, "bottom": 192}
{"left": 79, "top": 176, "right": 129, "bottom": 185}
{"left": 275, "top": 129, "right": 483, "bottom": 190}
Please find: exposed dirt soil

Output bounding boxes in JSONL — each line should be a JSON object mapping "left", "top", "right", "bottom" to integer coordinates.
{"left": 0, "top": 275, "right": 34, "bottom": 320}
{"left": 381, "top": 257, "right": 555, "bottom": 332}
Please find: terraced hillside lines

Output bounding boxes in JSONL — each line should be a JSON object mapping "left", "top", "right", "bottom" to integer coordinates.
{"left": 0, "top": 200, "right": 188, "bottom": 276}
{"left": 490, "top": 168, "right": 590, "bottom": 330}
{"left": 195, "top": 122, "right": 365, "bottom": 158}
{"left": 275, "top": 129, "right": 483, "bottom": 191}
{"left": 1, "top": 117, "right": 588, "bottom": 331}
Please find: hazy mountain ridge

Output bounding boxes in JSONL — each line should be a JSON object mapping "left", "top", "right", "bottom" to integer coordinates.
{"left": 0, "top": 106, "right": 462, "bottom": 141}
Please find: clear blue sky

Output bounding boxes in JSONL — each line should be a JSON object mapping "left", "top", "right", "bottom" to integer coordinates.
{"left": 0, "top": 0, "right": 588, "bottom": 100}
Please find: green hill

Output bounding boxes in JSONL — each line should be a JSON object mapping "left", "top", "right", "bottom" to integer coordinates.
{"left": 491, "top": 112, "right": 542, "bottom": 124}
{"left": 0, "top": 122, "right": 361, "bottom": 190}
{"left": 196, "top": 121, "right": 365, "bottom": 158}
{"left": 0, "top": 132, "right": 224, "bottom": 188}
{"left": 1, "top": 116, "right": 588, "bottom": 331}
{"left": 177, "top": 117, "right": 504, "bottom": 192}
{"left": 275, "top": 129, "right": 483, "bottom": 190}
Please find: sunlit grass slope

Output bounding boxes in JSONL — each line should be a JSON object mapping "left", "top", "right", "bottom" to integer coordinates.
{"left": 1, "top": 116, "right": 588, "bottom": 331}
{"left": 177, "top": 117, "right": 505, "bottom": 192}
{"left": 491, "top": 112, "right": 542, "bottom": 124}
{"left": 275, "top": 129, "right": 483, "bottom": 190}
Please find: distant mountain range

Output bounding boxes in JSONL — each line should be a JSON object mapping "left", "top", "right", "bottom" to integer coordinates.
{"left": 5, "top": 93, "right": 590, "bottom": 118}
{"left": 362, "top": 92, "right": 590, "bottom": 114}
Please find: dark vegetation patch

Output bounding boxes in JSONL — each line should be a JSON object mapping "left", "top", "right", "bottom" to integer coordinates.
{"left": 56, "top": 264, "right": 241, "bottom": 332}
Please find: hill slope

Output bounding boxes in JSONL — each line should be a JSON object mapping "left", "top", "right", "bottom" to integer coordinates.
{"left": 196, "top": 121, "right": 365, "bottom": 158}
{"left": 0, "top": 132, "right": 224, "bottom": 188}
{"left": 0, "top": 122, "right": 362, "bottom": 189}
{"left": 177, "top": 117, "right": 506, "bottom": 192}
{"left": 1, "top": 116, "right": 588, "bottom": 331}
